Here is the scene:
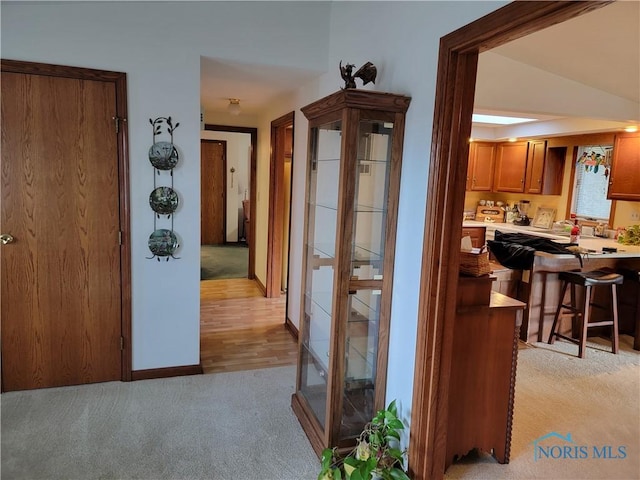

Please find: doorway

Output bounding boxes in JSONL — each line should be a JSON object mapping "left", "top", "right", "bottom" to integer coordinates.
{"left": 0, "top": 60, "right": 131, "bottom": 392}
{"left": 266, "top": 112, "right": 295, "bottom": 299}
{"left": 407, "top": 2, "right": 610, "bottom": 479}
{"left": 203, "top": 124, "right": 257, "bottom": 280}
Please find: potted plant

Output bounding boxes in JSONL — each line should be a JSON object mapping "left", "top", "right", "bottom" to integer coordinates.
{"left": 318, "top": 400, "right": 410, "bottom": 480}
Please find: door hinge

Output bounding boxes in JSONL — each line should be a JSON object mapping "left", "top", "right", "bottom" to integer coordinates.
{"left": 120, "top": 336, "right": 125, "bottom": 351}
{"left": 118, "top": 231, "right": 122, "bottom": 245}
{"left": 112, "top": 116, "right": 127, "bottom": 134}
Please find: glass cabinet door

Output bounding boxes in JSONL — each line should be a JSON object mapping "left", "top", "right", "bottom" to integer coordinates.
{"left": 351, "top": 120, "right": 393, "bottom": 281}
{"left": 339, "top": 118, "right": 394, "bottom": 441}
{"left": 299, "top": 120, "right": 342, "bottom": 430}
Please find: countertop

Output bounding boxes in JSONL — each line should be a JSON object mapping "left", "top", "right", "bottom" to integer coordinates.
{"left": 462, "top": 220, "right": 640, "bottom": 257}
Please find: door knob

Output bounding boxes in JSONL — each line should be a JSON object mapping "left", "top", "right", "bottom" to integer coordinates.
{"left": 1, "top": 234, "right": 15, "bottom": 245}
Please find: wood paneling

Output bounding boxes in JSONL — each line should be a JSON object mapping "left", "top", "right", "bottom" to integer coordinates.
{"left": 200, "top": 279, "right": 296, "bottom": 373}
{"left": 1, "top": 64, "right": 128, "bottom": 391}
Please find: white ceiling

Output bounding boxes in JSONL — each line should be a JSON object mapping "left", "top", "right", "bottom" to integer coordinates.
{"left": 200, "top": 1, "right": 640, "bottom": 130}
{"left": 200, "top": 57, "right": 321, "bottom": 117}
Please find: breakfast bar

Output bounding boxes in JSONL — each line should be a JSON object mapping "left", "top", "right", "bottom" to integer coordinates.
{"left": 461, "top": 221, "right": 640, "bottom": 346}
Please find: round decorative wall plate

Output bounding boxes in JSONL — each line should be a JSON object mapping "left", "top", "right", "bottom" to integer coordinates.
{"left": 148, "top": 141, "right": 179, "bottom": 170}
{"left": 149, "top": 187, "right": 179, "bottom": 215}
{"left": 148, "top": 229, "right": 178, "bottom": 257}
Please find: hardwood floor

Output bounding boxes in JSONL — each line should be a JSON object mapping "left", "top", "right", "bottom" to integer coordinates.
{"left": 200, "top": 278, "right": 298, "bottom": 373}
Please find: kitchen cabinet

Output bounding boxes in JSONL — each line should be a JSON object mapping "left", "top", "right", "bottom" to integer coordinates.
{"left": 493, "top": 141, "right": 528, "bottom": 193}
{"left": 524, "top": 142, "right": 565, "bottom": 195}
{"left": 608, "top": 132, "right": 640, "bottom": 201}
{"left": 461, "top": 226, "right": 486, "bottom": 248}
{"left": 291, "top": 89, "right": 410, "bottom": 455}
{"left": 466, "top": 142, "right": 495, "bottom": 191}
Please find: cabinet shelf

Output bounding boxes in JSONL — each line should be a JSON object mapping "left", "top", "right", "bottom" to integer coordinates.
{"left": 292, "top": 89, "right": 410, "bottom": 456}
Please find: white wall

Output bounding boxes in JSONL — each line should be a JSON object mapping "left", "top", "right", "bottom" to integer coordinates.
{"left": 1, "top": 0, "right": 331, "bottom": 370}
{"left": 2, "top": 0, "right": 508, "bottom": 443}
{"left": 201, "top": 130, "right": 251, "bottom": 242}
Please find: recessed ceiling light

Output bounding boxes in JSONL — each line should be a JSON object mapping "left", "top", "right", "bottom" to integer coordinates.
{"left": 472, "top": 114, "right": 537, "bottom": 125}
{"left": 624, "top": 126, "right": 638, "bottom": 133}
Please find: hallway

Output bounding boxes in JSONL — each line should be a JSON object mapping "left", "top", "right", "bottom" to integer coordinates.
{"left": 200, "top": 278, "right": 297, "bottom": 373}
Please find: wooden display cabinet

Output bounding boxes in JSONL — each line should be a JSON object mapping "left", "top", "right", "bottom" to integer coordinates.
{"left": 291, "top": 89, "right": 410, "bottom": 455}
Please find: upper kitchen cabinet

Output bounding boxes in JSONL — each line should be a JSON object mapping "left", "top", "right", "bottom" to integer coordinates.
{"left": 525, "top": 141, "right": 565, "bottom": 195}
{"left": 291, "top": 89, "right": 410, "bottom": 455}
{"left": 608, "top": 132, "right": 640, "bottom": 201}
{"left": 493, "top": 141, "right": 529, "bottom": 193}
{"left": 467, "top": 142, "right": 496, "bottom": 191}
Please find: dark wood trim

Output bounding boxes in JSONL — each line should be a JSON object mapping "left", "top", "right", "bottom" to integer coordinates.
{"left": 204, "top": 124, "right": 257, "bottom": 279}
{"left": 266, "top": 111, "right": 295, "bottom": 298}
{"left": 285, "top": 316, "right": 299, "bottom": 341}
{"left": 115, "top": 69, "right": 133, "bottom": 382}
{"left": 131, "top": 364, "right": 203, "bottom": 381}
{"left": 409, "top": 2, "right": 612, "bottom": 479}
{"left": 1, "top": 59, "right": 133, "bottom": 384}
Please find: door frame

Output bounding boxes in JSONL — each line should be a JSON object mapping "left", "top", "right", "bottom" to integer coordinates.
{"left": 200, "top": 139, "right": 228, "bottom": 244}
{"left": 266, "top": 111, "right": 295, "bottom": 298}
{"left": 204, "top": 124, "right": 257, "bottom": 279}
{"left": 0, "top": 59, "right": 132, "bottom": 382}
{"left": 407, "top": 2, "right": 611, "bottom": 479}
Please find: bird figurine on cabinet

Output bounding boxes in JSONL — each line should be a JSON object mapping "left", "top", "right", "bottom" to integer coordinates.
{"left": 339, "top": 61, "right": 377, "bottom": 89}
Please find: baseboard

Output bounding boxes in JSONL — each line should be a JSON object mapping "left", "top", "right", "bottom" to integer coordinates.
{"left": 285, "top": 316, "right": 299, "bottom": 341}
{"left": 131, "top": 363, "right": 203, "bottom": 381}
{"left": 254, "top": 276, "right": 267, "bottom": 295}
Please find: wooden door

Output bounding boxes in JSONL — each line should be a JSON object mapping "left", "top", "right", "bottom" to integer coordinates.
{"left": 266, "top": 112, "right": 294, "bottom": 298}
{"left": 1, "top": 67, "right": 125, "bottom": 391}
{"left": 201, "top": 140, "right": 226, "bottom": 244}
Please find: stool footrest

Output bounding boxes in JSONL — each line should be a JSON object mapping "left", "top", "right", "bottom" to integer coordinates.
{"left": 586, "top": 320, "right": 615, "bottom": 327}
{"left": 552, "top": 333, "right": 579, "bottom": 345}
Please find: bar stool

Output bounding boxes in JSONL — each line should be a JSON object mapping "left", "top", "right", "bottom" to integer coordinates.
{"left": 548, "top": 269, "right": 623, "bottom": 358}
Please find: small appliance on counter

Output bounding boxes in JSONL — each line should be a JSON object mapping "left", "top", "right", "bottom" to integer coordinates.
{"left": 513, "top": 200, "right": 531, "bottom": 226}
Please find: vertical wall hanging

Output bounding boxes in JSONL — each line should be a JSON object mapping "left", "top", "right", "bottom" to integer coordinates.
{"left": 147, "top": 116, "right": 181, "bottom": 261}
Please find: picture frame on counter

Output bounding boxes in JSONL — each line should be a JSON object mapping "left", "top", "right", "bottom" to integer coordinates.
{"left": 531, "top": 207, "right": 556, "bottom": 230}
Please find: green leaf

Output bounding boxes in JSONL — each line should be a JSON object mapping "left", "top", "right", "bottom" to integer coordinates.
{"left": 387, "top": 447, "right": 405, "bottom": 460}
{"left": 321, "top": 449, "right": 334, "bottom": 470}
{"left": 387, "top": 399, "right": 398, "bottom": 416}
{"left": 388, "top": 469, "right": 411, "bottom": 480}
{"left": 387, "top": 418, "right": 404, "bottom": 430}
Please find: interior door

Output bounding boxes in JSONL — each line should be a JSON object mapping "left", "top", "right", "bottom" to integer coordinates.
{"left": 1, "top": 68, "right": 124, "bottom": 391}
{"left": 201, "top": 140, "right": 226, "bottom": 245}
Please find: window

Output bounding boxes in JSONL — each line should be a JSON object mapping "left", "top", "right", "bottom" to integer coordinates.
{"left": 571, "top": 145, "right": 613, "bottom": 222}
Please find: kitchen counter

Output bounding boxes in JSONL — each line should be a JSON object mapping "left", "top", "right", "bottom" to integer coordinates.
{"left": 463, "top": 220, "right": 640, "bottom": 256}
{"left": 463, "top": 220, "right": 640, "bottom": 344}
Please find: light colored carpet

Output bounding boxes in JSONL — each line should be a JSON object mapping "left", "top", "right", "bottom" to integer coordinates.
{"left": 2, "top": 338, "right": 638, "bottom": 480}
{"left": 200, "top": 244, "right": 248, "bottom": 281}
{"left": 445, "top": 335, "right": 640, "bottom": 480}
{"left": 1, "top": 366, "right": 320, "bottom": 480}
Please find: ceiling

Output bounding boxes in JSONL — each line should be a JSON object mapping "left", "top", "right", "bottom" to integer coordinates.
{"left": 200, "top": 2, "right": 639, "bottom": 128}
